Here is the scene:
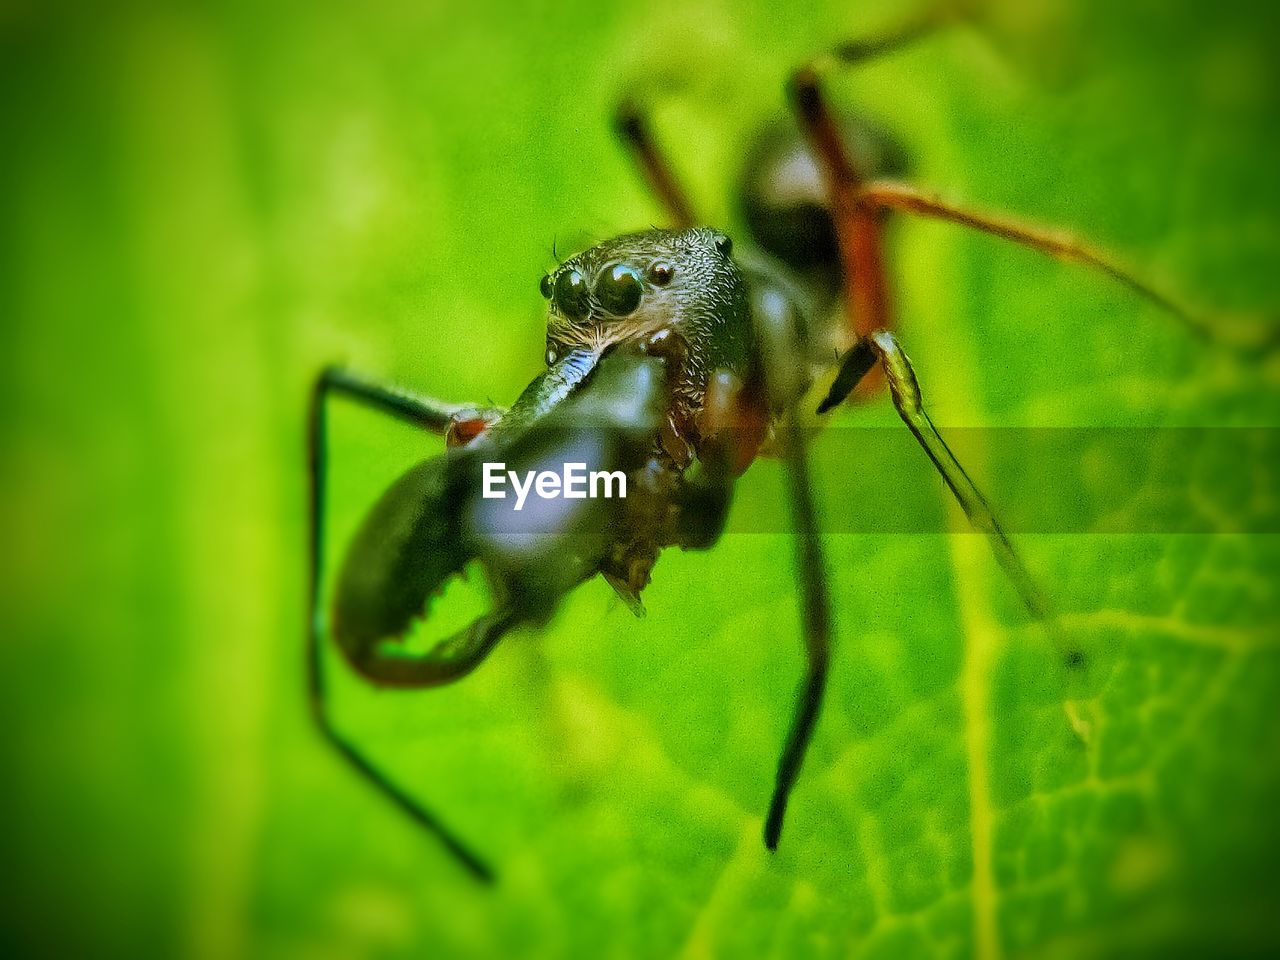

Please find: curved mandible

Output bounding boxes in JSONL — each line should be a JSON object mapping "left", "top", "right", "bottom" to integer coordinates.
{"left": 330, "top": 450, "right": 521, "bottom": 688}
{"left": 331, "top": 347, "right": 674, "bottom": 688}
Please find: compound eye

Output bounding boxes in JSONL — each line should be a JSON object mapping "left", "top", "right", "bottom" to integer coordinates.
{"left": 539, "top": 273, "right": 553, "bottom": 299}
{"left": 595, "top": 263, "right": 643, "bottom": 316}
{"left": 553, "top": 269, "right": 590, "bottom": 319}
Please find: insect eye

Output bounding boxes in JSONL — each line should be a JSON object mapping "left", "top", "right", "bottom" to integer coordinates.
{"left": 539, "top": 273, "right": 553, "bottom": 299}
{"left": 648, "top": 261, "right": 675, "bottom": 286}
{"left": 553, "top": 269, "right": 590, "bottom": 319}
{"left": 595, "top": 263, "right": 643, "bottom": 316}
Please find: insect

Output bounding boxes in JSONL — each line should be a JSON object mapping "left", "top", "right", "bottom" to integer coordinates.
{"left": 307, "top": 4, "right": 1254, "bottom": 883}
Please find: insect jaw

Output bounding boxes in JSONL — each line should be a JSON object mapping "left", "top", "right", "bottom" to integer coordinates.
{"left": 546, "top": 310, "right": 681, "bottom": 362}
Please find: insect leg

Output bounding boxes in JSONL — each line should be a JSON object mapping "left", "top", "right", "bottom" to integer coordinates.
{"left": 855, "top": 181, "right": 1276, "bottom": 352}
{"left": 787, "top": 2, "right": 965, "bottom": 338}
{"left": 614, "top": 95, "right": 698, "bottom": 228}
{"left": 818, "top": 333, "right": 1083, "bottom": 666}
{"left": 308, "top": 366, "right": 499, "bottom": 883}
{"left": 763, "top": 401, "right": 833, "bottom": 850}
{"left": 312, "top": 366, "right": 480, "bottom": 432}
{"left": 824, "top": 0, "right": 969, "bottom": 66}
{"left": 750, "top": 289, "right": 835, "bottom": 851}
{"left": 792, "top": 14, "right": 1114, "bottom": 655}
{"left": 616, "top": 0, "right": 961, "bottom": 234}
{"left": 671, "top": 370, "right": 768, "bottom": 550}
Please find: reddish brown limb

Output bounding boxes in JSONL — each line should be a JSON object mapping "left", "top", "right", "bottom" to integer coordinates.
{"left": 787, "top": 2, "right": 966, "bottom": 340}
{"left": 615, "top": 96, "right": 698, "bottom": 229}
{"left": 787, "top": 68, "right": 892, "bottom": 339}
{"left": 445, "top": 408, "right": 504, "bottom": 447}
{"left": 698, "top": 370, "right": 770, "bottom": 476}
{"left": 857, "top": 180, "right": 1278, "bottom": 352}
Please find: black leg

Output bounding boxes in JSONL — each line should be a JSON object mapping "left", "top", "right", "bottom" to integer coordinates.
{"left": 307, "top": 366, "right": 498, "bottom": 883}
{"left": 314, "top": 366, "right": 479, "bottom": 432}
{"left": 763, "top": 403, "right": 832, "bottom": 850}
{"left": 749, "top": 290, "right": 835, "bottom": 851}
{"left": 826, "top": 0, "right": 967, "bottom": 65}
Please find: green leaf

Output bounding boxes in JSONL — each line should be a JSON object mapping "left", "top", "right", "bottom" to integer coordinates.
{"left": 1, "top": 0, "right": 1277, "bottom": 957}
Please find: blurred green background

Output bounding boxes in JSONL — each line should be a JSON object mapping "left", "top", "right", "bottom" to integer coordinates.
{"left": 2, "top": 0, "right": 1279, "bottom": 957}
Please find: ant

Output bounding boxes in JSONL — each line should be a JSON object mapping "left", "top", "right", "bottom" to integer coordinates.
{"left": 307, "top": 3, "right": 1255, "bottom": 884}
